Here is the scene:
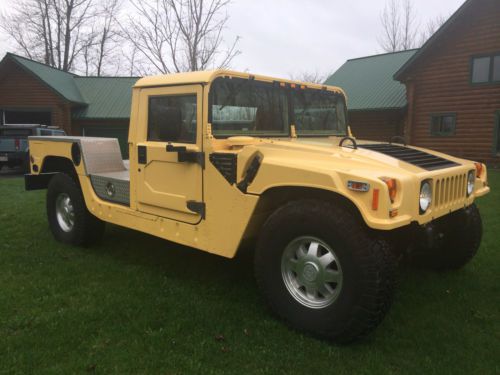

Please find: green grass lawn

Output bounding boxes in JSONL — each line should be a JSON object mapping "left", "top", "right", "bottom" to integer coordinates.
{"left": 1, "top": 174, "right": 499, "bottom": 375}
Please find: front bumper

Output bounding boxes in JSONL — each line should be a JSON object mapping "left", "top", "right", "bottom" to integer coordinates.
{"left": 384, "top": 204, "right": 477, "bottom": 255}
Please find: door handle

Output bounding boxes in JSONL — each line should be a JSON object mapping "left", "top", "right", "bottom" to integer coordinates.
{"left": 166, "top": 144, "right": 205, "bottom": 169}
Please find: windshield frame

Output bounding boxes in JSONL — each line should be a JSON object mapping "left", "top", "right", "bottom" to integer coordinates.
{"left": 208, "top": 76, "right": 347, "bottom": 139}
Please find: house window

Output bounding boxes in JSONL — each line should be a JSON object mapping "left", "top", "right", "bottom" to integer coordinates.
{"left": 431, "top": 114, "right": 456, "bottom": 136}
{"left": 493, "top": 56, "right": 500, "bottom": 82}
{"left": 471, "top": 54, "right": 500, "bottom": 84}
{"left": 495, "top": 112, "right": 500, "bottom": 155}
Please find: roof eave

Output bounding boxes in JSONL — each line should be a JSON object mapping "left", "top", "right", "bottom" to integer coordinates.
{"left": 394, "top": 0, "right": 474, "bottom": 81}
{"left": 4, "top": 53, "right": 88, "bottom": 105}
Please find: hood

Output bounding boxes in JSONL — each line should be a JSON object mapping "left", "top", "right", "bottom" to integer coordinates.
{"left": 228, "top": 136, "right": 472, "bottom": 178}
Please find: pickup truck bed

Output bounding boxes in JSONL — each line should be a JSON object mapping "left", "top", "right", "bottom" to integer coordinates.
{"left": 30, "top": 136, "right": 130, "bottom": 205}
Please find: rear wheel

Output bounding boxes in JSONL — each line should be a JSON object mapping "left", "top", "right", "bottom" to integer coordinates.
{"left": 254, "top": 200, "right": 396, "bottom": 343}
{"left": 47, "top": 173, "right": 105, "bottom": 246}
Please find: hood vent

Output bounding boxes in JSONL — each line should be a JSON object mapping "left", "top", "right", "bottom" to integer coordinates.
{"left": 358, "top": 144, "right": 459, "bottom": 171}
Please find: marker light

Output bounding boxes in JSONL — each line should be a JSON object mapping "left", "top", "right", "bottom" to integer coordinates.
{"left": 380, "top": 177, "right": 397, "bottom": 203}
{"left": 474, "top": 162, "right": 483, "bottom": 178}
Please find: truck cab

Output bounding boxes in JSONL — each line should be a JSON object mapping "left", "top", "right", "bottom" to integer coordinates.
{"left": 25, "top": 70, "right": 489, "bottom": 343}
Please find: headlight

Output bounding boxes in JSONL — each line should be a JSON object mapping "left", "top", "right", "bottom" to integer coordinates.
{"left": 419, "top": 180, "right": 432, "bottom": 214}
{"left": 467, "top": 171, "right": 475, "bottom": 196}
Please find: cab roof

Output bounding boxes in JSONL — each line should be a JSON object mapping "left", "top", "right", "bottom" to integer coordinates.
{"left": 134, "top": 69, "right": 346, "bottom": 96}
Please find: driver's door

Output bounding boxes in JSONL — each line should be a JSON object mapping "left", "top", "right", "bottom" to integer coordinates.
{"left": 136, "top": 85, "right": 204, "bottom": 224}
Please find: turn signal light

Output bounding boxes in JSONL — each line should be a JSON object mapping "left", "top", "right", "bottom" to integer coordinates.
{"left": 347, "top": 180, "right": 370, "bottom": 192}
{"left": 380, "top": 177, "right": 397, "bottom": 203}
{"left": 372, "top": 189, "right": 380, "bottom": 211}
{"left": 474, "top": 162, "right": 483, "bottom": 178}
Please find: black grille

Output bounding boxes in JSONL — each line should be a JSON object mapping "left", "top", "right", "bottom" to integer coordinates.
{"left": 358, "top": 144, "right": 459, "bottom": 171}
{"left": 209, "top": 153, "right": 237, "bottom": 184}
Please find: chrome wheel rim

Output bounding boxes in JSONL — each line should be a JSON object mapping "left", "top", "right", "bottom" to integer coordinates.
{"left": 281, "top": 236, "right": 343, "bottom": 309}
{"left": 55, "top": 193, "right": 75, "bottom": 232}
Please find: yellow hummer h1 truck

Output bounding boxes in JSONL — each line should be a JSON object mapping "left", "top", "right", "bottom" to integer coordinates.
{"left": 25, "top": 70, "right": 489, "bottom": 342}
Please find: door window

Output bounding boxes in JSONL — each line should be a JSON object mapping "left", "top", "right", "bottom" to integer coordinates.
{"left": 148, "top": 95, "right": 197, "bottom": 143}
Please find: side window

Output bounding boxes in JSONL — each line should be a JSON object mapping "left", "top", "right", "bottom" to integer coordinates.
{"left": 430, "top": 114, "right": 456, "bottom": 136}
{"left": 148, "top": 95, "right": 197, "bottom": 143}
{"left": 39, "top": 129, "right": 52, "bottom": 136}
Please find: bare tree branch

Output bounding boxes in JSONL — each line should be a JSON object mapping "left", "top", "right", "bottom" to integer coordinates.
{"left": 121, "top": 0, "right": 240, "bottom": 74}
{"left": 419, "top": 14, "right": 447, "bottom": 46}
{"left": 379, "top": 0, "right": 402, "bottom": 53}
{"left": 0, "top": 0, "right": 123, "bottom": 75}
{"left": 378, "top": 0, "right": 447, "bottom": 53}
{"left": 289, "top": 70, "right": 333, "bottom": 84}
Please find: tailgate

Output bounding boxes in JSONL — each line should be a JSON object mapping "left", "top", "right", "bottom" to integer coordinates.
{"left": 0, "top": 138, "right": 16, "bottom": 152}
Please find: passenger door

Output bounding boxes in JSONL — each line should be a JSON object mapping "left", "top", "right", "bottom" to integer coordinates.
{"left": 136, "top": 85, "right": 204, "bottom": 224}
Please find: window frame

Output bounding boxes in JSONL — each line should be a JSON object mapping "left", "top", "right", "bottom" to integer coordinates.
{"left": 430, "top": 113, "right": 457, "bottom": 137}
{"left": 207, "top": 76, "right": 348, "bottom": 139}
{"left": 147, "top": 93, "right": 198, "bottom": 144}
{"left": 208, "top": 77, "right": 291, "bottom": 139}
{"left": 494, "top": 111, "right": 500, "bottom": 156}
{"left": 470, "top": 53, "right": 500, "bottom": 85}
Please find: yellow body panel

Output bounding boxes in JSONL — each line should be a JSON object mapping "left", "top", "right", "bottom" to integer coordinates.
{"left": 28, "top": 69, "right": 489, "bottom": 258}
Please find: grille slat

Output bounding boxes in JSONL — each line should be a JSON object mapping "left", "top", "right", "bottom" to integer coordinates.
{"left": 433, "top": 174, "right": 467, "bottom": 210}
{"left": 359, "top": 143, "right": 459, "bottom": 171}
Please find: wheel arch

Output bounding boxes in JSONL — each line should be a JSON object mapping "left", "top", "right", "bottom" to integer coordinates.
{"left": 241, "top": 186, "right": 366, "bottom": 244}
{"left": 41, "top": 156, "right": 77, "bottom": 177}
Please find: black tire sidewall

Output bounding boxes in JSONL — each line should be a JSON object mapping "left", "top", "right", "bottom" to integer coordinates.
{"left": 256, "top": 202, "right": 381, "bottom": 338}
{"left": 439, "top": 204, "right": 482, "bottom": 269}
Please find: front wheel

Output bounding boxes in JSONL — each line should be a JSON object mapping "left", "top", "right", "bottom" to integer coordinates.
{"left": 47, "top": 173, "right": 105, "bottom": 246}
{"left": 254, "top": 200, "right": 396, "bottom": 343}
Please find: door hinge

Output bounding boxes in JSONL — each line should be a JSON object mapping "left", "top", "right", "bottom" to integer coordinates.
{"left": 187, "top": 200, "right": 206, "bottom": 220}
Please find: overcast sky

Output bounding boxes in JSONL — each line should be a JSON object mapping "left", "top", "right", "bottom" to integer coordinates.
{"left": 0, "top": 0, "right": 465, "bottom": 77}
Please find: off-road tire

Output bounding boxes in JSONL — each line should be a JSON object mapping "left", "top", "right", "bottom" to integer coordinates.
{"left": 254, "top": 199, "right": 397, "bottom": 343}
{"left": 431, "top": 204, "right": 482, "bottom": 270}
{"left": 47, "top": 173, "right": 105, "bottom": 246}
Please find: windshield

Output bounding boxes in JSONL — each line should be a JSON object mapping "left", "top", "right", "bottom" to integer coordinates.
{"left": 209, "top": 77, "right": 347, "bottom": 138}
{"left": 210, "top": 77, "right": 289, "bottom": 137}
{"left": 292, "top": 89, "right": 347, "bottom": 136}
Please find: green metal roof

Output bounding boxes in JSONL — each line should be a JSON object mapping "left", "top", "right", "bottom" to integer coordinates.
{"left": 2, "top": 53, "right": 139, "bottom": 119}
{"left": 73, "top": 77, "right": 139, "bottom": 119}
{"left": 325, "top": 49, "right": 417, "bottom": 111}
{"left": 7, "top": 53, "right": 86, "bottom": 104}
